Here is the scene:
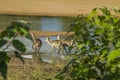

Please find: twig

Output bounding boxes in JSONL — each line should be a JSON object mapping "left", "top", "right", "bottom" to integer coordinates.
{"left": 3, "top": 32, "right": 18, "bottom": 51}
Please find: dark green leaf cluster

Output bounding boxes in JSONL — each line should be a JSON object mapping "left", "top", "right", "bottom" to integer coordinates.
{"left": 0, "top": 20, "right": 31, "bottom": 79}
{"left": 56, "top": 7, "right": 120, "bottom": 80}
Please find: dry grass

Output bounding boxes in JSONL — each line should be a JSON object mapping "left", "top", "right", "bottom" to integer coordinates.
{"left": 0, "top": 54, "right": 65, "bottom": 80}
{"left": 0, "top": 0, "right": 119, "bottom": 17}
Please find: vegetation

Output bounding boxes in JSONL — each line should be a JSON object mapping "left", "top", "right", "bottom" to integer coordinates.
{"left": 0, "top": 6, "right": 120, "bottom": 80}
{"left": 0, "top": 55, "right": 62, "bottom": 80}
{"left": 0, "top": 20, "right": 65, "bottom": 80}
{"left": 56, "top": 7, "right": 120, "bottom": 80}
{"left": 0, "top": 20, "right": 31, "bottom": 79}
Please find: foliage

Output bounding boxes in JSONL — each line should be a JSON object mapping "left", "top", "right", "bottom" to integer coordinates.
{"left": 56, "top": 6, "right": 120, "bottom": 80}
{"left": 0, "top": 20, "right": 31, "bottom": 79}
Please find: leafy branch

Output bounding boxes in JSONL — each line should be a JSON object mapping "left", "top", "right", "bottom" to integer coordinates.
{"left": 56, "top": 6, "right": 120, "bottom": 80}
{"left": 0, "top": 20, "right": 32, "bottom": 79}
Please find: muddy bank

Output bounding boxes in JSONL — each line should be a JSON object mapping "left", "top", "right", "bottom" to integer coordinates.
{"left": 30, "top": 30, "right": 74, "bottom": 37}
{"left": 0, "top": 29, "right": 74, "bottom": 37}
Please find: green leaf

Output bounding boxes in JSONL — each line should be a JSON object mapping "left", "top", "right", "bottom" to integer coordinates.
{"left": 12, "top": 39, "right": 26, "bottom": 52}
{"left": 0, "top": 62, "right": 7, "bottom": 79}
{"left": 0, "top": 31, "right": 7, "bottom": 38}
{"left": 107, "top": 49, "right": 120, "bottom": 62}
{"left": 25, "top": 33, "right": 33, "bottom": 41}
{"left": 7, "top": 31, "right": 15, "bottom": 38}
{"left": 113, "top": 18, "right": 119, "bottom": 24}
{"left": 0, "top": 52, "right": 10, "bottom": 63}
{"left": 14, "top": 51, "right": 24, "bottom": 63}
{"left": 87, "top": 8, "right": 97, "bottom": 20}
{"left": 7, "top": 25, "right": 16, "bottom": 31}
{"left": 95, "top": 28, "right": 104, "bottom": 35}
{"left": 0, "top": 39, "right": 7, "bottom": 48}
{"left": 19, "top": 27, "right": 29, "bottom": 36}
{"left": 99, "top": 6, "right": 110, "bottom": 15}
{"left": 116, "top": 41, "right": 120, "bottom": 48}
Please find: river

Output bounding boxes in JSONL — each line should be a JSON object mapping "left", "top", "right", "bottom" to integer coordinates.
{"left": 0, "top": 14, "right": 74, "bottom": 56}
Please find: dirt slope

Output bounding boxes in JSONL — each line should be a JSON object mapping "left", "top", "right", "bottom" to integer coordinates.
{"left": 0, "top": 0, "right": 119, "bottom": 17}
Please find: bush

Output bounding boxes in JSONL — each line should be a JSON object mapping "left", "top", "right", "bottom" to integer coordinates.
{"left": 56, "top": 7, "right": 120, "bottom": 80}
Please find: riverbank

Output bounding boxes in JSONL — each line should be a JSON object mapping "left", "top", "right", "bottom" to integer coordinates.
{"left": 30, "top": 30, "right": 74, "bottom": 37}
{"left": 0, "top": 30, "right": 74, "bottom": 37}
{"left": 0, "top": 0, "right": 119, "bottom": 17}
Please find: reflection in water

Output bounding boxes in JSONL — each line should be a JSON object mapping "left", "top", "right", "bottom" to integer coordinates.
{"left": 0, "top": 15, "right": 74, "bottom": 31}
{"left": 40, "top": 17, "right": 62, "bottom": 31}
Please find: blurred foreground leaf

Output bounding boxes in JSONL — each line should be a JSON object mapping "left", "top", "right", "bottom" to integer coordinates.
{"left": 108, "top": 49, "right": 120, "bottom": 62}
{"left": 12, "top": 39, "right": 26, "bottom": 52}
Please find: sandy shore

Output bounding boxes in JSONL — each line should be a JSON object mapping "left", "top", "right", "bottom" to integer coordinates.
{"left": 0, "top": 0, "right": 120, "bottom": 17}
{"left": 30, "top": 30, "right": 74, "bottom": 37}
{"left": 0, "top": 29, "right": 74, "bottom": 37}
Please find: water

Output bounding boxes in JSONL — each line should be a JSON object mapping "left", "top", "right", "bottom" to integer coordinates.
{"left": 40, "top": 17, "right": 62, "bottom": 31}
{"left": 0, "top": 15, "right": 74, "bottom": 31}
{"left": 0, "top": 14, "right": 74, "bottom": 54}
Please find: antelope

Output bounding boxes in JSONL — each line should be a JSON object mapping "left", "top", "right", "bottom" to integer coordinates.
{"left": 57, "top": 34, "right": 73, "bottom": 46}
{"left": 30, "top": 32, "right": 42, "bottom": 55}
{"left": 57, "top": 34, "right": 74, "bottom": 54}
{"left": 45, "top": 36, "right": 63, "bottom": 55}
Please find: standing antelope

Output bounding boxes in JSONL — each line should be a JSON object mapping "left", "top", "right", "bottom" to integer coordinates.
{"left": 30, "top": 32, "right": 42, "bottom": 55}
{"left": 45, "top": 36, "right": 63, "bottom": 55}
{"left": 57, "top": 34, "right": 74, "bottom": 54}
